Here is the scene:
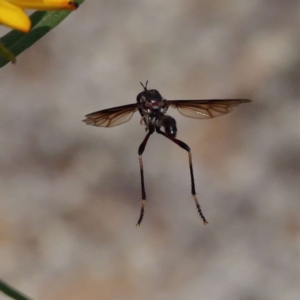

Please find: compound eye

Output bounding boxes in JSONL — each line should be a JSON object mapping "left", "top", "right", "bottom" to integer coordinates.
{"left": 137, "top": 92, "right": 145, "bottom": 102}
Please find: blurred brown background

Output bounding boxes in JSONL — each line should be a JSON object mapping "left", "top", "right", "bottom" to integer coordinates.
{"left": 1, "top": 1, "right": 300, "bottom": 299}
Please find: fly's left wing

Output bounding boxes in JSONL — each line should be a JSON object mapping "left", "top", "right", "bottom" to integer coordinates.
{"left": 168, "top": 99, "right": 251, "bottom": 119}
{"left": 83, "top": 103, "right": 138, "bottom": 127}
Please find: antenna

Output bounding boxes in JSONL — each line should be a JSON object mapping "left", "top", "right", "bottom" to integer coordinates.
{"left": 140, "top": 80, "right": 149, "bottom": 91}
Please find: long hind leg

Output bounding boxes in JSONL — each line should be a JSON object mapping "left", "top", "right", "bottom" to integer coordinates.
{"left": 156, "top": 128, "right": 208, "bottom": 224}
{"left": 136, "top": 128, "right": 154, "bottom": 226}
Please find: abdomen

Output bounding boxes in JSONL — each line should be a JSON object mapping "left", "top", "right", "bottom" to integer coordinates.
{"left": 162, "top": 115, "right": 177, "bottom": 138}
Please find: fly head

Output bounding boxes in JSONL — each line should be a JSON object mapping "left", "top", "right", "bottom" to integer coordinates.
{"left": 137, "top": 87, "right": 168, "bottom": 115}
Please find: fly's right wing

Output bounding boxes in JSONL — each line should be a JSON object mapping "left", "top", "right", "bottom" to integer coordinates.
{"left": 168, "top": 99, "right": 251, "bottom": 119}
{"left": 83, "top": 103, "right": 138, "bottom": 127}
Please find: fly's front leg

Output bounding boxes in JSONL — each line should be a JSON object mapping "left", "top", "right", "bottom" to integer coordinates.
{"left": 156, "top": 128, "right": 208, "bottom": 225}
{"left": 136, "top": 127, "right": 154, "bottom": 226}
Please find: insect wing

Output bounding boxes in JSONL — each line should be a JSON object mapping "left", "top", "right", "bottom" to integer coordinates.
{"left": 83, "top": 103, "right": 138, "bottom": 127}
{"left": 168, "top": 99, "right": 251, "bottom": 119}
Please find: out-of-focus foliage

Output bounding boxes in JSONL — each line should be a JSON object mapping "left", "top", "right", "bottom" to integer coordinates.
{"left": 0, "top": 0, "right": 83, "bottom": 66}
{"left": 0, "top": 279, "right": 32, "bottom": 300}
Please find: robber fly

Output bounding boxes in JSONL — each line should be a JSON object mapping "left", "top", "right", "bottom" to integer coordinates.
{"left": 83, "top": 81, "right": 251, "bottom": 226}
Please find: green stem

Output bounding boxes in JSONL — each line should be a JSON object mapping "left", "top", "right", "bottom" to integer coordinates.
{"left": 0, "top": 279, "right": 33, "bottom": 300}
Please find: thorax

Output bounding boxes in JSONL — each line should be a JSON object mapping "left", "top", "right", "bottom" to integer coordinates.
{"left": 136, "top": 89, "right": 168, "bottom": 130}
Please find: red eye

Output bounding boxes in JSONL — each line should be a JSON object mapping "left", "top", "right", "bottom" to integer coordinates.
{"left": 151, "top": 100, "right": 159, "bottom": 109}
{"left": 151, "top": 100, "right": 158, "bottom": 105}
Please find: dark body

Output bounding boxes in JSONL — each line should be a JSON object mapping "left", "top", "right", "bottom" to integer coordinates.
{"left": 136, "top": 88, "right": 177, "bottom": 138}
{"left": 83, "top": 81, "right": 251, "bottom": 226}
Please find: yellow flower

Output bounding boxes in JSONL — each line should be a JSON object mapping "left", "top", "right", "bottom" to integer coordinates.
{"left": 0, "top": 0, "right": 30, "bottom": 32}
{"left": 0, "top": 0, "right": 78, "bottom": 32}
{"left": 8, "top": 0, "right": 78, "bottom": 10}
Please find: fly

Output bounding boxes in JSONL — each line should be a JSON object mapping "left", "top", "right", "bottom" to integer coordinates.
{"left": 83, "top": 81, "right": 251, "bottom": 226}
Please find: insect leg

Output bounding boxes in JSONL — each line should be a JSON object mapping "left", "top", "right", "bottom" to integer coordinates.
{"left": 136, "top": 127, "right": 154, "bottom": 226}
{"left": 156, "top": 128, "right": 208, "bottom": 225}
